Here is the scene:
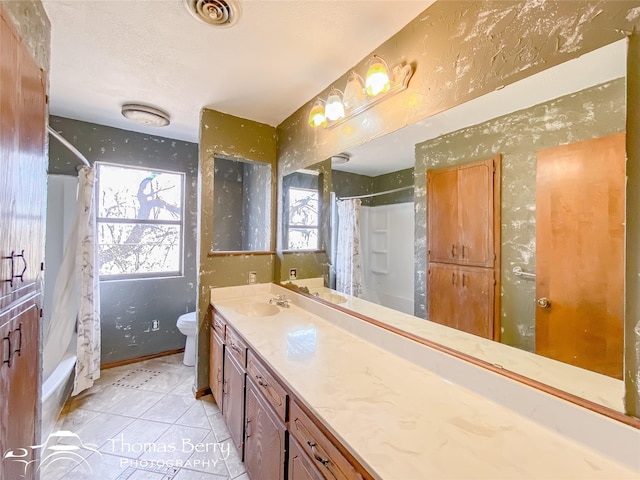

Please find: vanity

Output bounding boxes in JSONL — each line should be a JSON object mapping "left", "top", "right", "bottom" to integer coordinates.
{"left": 208, "top": 283, "right": 640, "bottom": 480}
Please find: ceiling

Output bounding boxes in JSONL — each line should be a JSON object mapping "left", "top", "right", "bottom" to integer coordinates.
{"left": 43, "top": 0, "right": 435, "bottom": 144}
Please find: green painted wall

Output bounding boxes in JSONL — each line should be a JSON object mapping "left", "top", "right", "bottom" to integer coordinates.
{"left": 197, "top": 108, "right": 277, "bottom": 391}
{"left": 414, "top": 79, "right": 625, "bottom": 352}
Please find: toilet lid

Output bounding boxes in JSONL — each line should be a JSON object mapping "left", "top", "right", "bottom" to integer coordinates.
{"left": 177, "top": 311, "right": 196, "bottom": 329}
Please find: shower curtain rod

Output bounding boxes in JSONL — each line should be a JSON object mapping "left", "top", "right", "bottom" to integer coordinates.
{"left": 47, "top": 126, "right": 91, "bottom": 168}
{"left": 337, "top": 185, "right": 413, "bottom": 201}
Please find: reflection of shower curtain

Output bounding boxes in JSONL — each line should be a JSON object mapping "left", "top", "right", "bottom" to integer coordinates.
{"left": 43, "top": 166, "right": 100, "bottom": 395}
{"left": 336, "top": 199, "right": 362, "bottom": 297}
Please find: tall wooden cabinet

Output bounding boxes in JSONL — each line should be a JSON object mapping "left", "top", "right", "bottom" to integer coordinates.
{"left": 427, "top": 156, "right": 500, "bottom": 340}
{"left": 0, "top": 7, "right": 47, "bottom": 478}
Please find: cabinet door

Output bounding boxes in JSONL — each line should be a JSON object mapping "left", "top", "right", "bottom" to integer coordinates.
{"left": 0, "top": 296, "right": 39, "bottom": 480}
{"left": 209, "top": 328, "right": 224, "bottom": 407}
{"left": 0, "top": 12, "right": 46, "bottom": 311}
{"left": 288, "top": 437, "right": 324, "bottom": 480}
{"left": 457, "top": 268, "right": 494, "bottom": 339}
{"left": 245, "top": 380, "right": 286, "bottom": 480}
{"left": 427, "top": 168, "right": 459, "bottom": 264}
{"left": 458, "top": 160, "right": 494, "bottom": 267}
{"left": 427, "top": 264, "right": 460, "bottom": 330}
{"left": 222, "top": 350, "right": 245, "bottom": 456}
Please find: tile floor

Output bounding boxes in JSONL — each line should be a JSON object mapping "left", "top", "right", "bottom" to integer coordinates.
{"left": 41, "top": 354, "right": 247, "bottom": 480}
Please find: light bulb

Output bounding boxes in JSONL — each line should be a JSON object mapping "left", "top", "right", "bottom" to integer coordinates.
{"left": 308, "top": 99, "right": 326, "bottom": 127}
{"left": 325, "top": 89, "right": 345, "bottom": 121}
{"left": 365, "top": 56, "right": 391, "bottom": 97}
{"left": 343, "top": 71, "right": 366, "bottom": 110}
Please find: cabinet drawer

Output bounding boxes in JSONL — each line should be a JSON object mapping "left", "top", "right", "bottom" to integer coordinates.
{"left": 213, "top": 311, "right": 226, "bottom": 337}
{"left": 225, "top": 326, "right": 247, "bottom": 367}
{"left": 290, "top": 400, "right": 363, "bottom": 480}
{"left": 247, "top": 350, "right": 287, "bottom": 422}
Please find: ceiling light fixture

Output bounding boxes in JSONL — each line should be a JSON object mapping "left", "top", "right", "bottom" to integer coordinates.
{"left": 331, "top": 153, "right": 351, "bottom": 165}
{"left": 308, "top": 54, "right": 413, "bottom": 130}
{"left": 121, "top": 104, "right": 171, "bottom": 127}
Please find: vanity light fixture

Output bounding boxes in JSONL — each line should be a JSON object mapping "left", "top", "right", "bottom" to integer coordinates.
{"left": 308, "top": 54, "right": 413, "bottom": 130}
{"left": 121, "top": 104, "right": 171, "bottom": 127}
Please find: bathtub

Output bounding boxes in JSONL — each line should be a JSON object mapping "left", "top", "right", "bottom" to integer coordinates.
{"left": 41, "top": 338, "right": 76, "bottom": 442}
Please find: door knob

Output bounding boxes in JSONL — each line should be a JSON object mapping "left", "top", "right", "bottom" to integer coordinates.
{"left": 537, "top": 297, "right": 551, "bottom": 308}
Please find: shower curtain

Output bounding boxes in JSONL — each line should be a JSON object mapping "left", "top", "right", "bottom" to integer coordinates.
{"left": 336, "top": 199, "right": 363, "bottom": 297}
{"left": 43, "top": 166, "right": 100, "bottom": 395}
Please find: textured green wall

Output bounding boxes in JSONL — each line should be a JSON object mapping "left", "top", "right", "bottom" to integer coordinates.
{"left": 415, "top": 80, "right": 626, "bottom": 355}
{"left": 197, "top": 109, "right": 276, "bottom": 391}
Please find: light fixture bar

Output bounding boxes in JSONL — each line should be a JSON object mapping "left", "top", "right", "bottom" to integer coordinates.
{"left": 325, "top": 63, "right": 412, "bottom": 129}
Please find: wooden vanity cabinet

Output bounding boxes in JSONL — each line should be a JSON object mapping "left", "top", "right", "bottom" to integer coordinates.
{"left": 289, "top": 437, "right": 324, "bottom": 480}
{"left": 209, "top": 327, "right": 224, "bottom": 406}
{"left": 211, "top": 309, "right": 373, "bottom": 480}
{"left": 223, "top": 349, "right": 246, "bottom": 456}
{"left": 245, "top": 379, "right": 287, "bottom": 479}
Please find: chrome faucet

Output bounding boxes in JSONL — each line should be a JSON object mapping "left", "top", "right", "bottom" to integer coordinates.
{"left": 269, "top": 294, "right": 291, "bottom": 308}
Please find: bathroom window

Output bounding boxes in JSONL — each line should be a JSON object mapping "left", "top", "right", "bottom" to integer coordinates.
{"left": 285, "top": 187, "right": 319, "bottom": 250}
{"left": 96, "top": 163, "right": 184, "bottom": 279}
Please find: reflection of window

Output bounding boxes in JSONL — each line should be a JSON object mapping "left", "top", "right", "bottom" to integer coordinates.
{"left": 287, "top": 187, "right": 319, "bottom": 250}
{"left": 96, "top": 163, "right": 184, "bottom": 279}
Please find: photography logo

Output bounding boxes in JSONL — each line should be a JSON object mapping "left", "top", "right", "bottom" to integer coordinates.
{"left": 2, "top": 430, "right": 101, "bottom": 478}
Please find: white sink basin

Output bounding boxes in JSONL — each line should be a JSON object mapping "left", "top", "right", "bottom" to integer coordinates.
{"left": 234, "top": 302, "right": 280, "bottom": 317}
{"left": 314, "top": 292, "right": 347, "bottom": 304}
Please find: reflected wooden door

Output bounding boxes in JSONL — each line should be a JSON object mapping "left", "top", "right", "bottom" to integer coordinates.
{"left": 536, "top": 133, "right": 625, "bottom": 378}
{"left": 427, "top": 168, "right": 458, "bottom": 264}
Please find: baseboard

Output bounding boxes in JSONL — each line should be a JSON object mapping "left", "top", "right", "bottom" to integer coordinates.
{"left": 193, "top": 385, "right": 212, "bottom": 399}
{"left": 101, "top": 348, "right": 185, "bottom": 370}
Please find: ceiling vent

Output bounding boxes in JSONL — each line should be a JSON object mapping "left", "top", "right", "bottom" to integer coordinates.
{"left": 184, "top": 0, "right": 241, "bottom": 28}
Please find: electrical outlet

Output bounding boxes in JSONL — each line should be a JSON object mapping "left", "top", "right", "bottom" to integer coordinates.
{"left": 151, "top": 319, "right": 160, "bottom": 331}
{"left": 248, "top": 271, "right": 258, "bottom": 284}
{"left": 289, "top": 268, "right": 297, "bottom": 280}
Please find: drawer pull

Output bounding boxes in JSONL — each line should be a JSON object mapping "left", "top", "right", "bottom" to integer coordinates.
{"left": 245, "top": 419, "right": 251, "bottom": 438}
{"left": 230, "top": 343, "right": 242, "bottom": 354}
{"left": 2, "top": 250, "right": 26, "bottom": 287}
{"left": 255, "top": 374, "right": 268, "bottom": 388}
{"left": 2, "top": 334, "right": 11, "bottom": 367}
{"left": 307, "top": 441, "right": 329, "bottom": 468}
{"left": 14, "top": 323, "right": 22, "bottom": 356}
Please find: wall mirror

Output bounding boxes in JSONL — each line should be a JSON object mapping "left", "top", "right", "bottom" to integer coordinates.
{"left": 212, "top": 156, "right": 272, "bottom": 252}
{"left": 279, "top": 39, "right": 633, "bottom": 418}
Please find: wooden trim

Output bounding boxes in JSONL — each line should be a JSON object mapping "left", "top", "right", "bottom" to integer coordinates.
{"left": 207, "top": 250, "right": 274, "bottom": 257}
{"left": 280, "top": 249, "right": 326, "bottom": 255}
{"left": 295, "top": 294, "right": 640, "bottom": 429}
{"left": 493, "top": 154, "right": 502, "bottom": 342}
{"left": 193, "top": 385, "right": 212, "bottom": 399}
{"left": 101, "top": 348, "right": 185, "bottom": 370}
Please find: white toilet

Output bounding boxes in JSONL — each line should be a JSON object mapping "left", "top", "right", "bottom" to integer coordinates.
{"left": 176, "top": 311, "right": 197, "bottom": 366}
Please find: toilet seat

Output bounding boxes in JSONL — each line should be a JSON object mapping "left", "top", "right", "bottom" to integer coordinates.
{"left": 176, "top": 311, "right": 197, "bottom": 336}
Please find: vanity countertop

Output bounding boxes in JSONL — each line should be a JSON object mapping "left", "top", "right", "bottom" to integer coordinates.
{"left": 210, "top": 285, "right": 639, "bottom": 479}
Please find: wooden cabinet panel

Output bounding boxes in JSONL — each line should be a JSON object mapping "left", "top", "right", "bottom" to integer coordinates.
{"left": 428, "top": 264, "right": 493, "bottom": 339}
{"left": 247, "top": 350, "right": 287, "bottom": 422}
{"left": 209, "top": 328, "right": 224, "bottom": 407}
{"left": 427, "top": 157, "right": 496, "bottom": 268}
{"left": 0, "top": 11, "right": 46, "bottom": 312}
{"left": 458, "top": 162, "right": 493, "bottom": 267}
{"left": 223, "top": 349, "right": 246, "bottom": 456}
{"left": 427, "top": 265, "right": 459, "bottom": 331}
{"left": 457, "top": 268, "right": 494, "bottom": 339}
{"left": 225, "top": 326, "right": 247, "bottom": 367}
{"left": 0, "top": 296, "right": 40, "bottom": 480}
{"left": 245, "top": 380, "right": 286, "bottom": 480}
{"left": 290, "top": 400, "right": 364, "bottom": 480}
{"left": 427, "top": 168, "right": 459, "bottom": 264}
{"left": 289, "top": 437, "right": 324, "bottom": 480}
{"left": 213, "top": 312, "right": 226, "bottom": 337}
